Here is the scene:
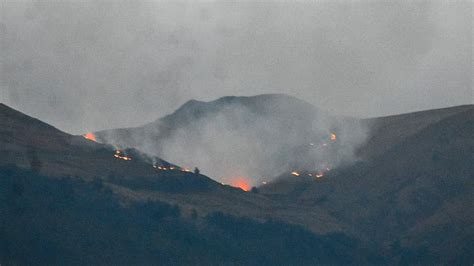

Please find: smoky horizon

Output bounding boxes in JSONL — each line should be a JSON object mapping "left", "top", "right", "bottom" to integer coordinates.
{"left": 1, "top": 0, "right": 472, "bottom": 134}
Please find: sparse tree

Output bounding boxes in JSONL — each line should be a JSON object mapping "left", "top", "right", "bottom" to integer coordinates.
{"left": 250, "top": 187, "right": 259, "bottom": 194}
{"left": 194, "top": 167, "right": 200, "bottom": 175}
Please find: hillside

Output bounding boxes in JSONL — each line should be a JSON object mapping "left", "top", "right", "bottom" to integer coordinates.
{"left": 96, "top": 97, "right": 473, "bottom": 264}
{"left": 1, "top": 103, "right": 364, "bottom": 265}
{"left": 1, "top": 101, "right": 472, "bottom": 264}
{"left": 358, "top": 105, "right": 474, "bottom": 160}
{"left": 260, "top": 105, "right": 474, "bottom": 264}
{"left": 0, "top": 103, "right": 220, "bottom": 192}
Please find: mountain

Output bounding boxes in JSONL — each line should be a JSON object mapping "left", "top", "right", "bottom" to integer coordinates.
{"left": 0, "top": 102, "right": 346, "bottom": 232}
{"left": 261, "top": 104, "right": 474, "bottom": 264}
{"left": 96, "top": 97, "right": 473, "bottom": 264}
{"left": 0, "top": 103, "right": 218, "bottom": 192}
{"left": 1, "top": 100, "right": 472, "bottom": 265}
{"left": 94, "top": 94, "right": 363, "bottom": 185}
{"left": 358, "top": 105, "right": 474, "bottom": 160}
{"left": 1, "top": 103, "right": 369, "bottom": 265}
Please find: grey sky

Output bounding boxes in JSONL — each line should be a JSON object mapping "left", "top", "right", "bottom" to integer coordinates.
{"left": 1, "top": 0, "right": 472, "bottom": 134}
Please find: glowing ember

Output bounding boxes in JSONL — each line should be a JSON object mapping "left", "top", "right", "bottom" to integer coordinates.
{"left": 315, "top": 172, "right": 324, "bottom": 178}
{"left": 291, "top": 171, "right": 300, "bottom": 176}
{"left": 229, "top": 177, "right": 251, "bottom": 191}
{"left": 83, "top": 132, "right": 97, "bottom": 142}
{"left": 330, "top": 133, "right": 337, "bottom": 141}
{"left": 154, "top": 164, "right": 191, "bottom": 172}
{"left": 113, "top": 150, "right": 132, "bottom": 161}
{"left": 181, "top": 168, "right": 192, "bottom": 173}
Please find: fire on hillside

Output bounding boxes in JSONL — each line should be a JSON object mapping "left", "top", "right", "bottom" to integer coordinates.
{"left": 83, "top": 129, "right": 339, "bottom": 189}
{"left": 113, "top": 150, "right": 132, "bottom": 161}
{"left": 83, "top": 132, "right": 97, "bottom": 142}
{"left": 229, "top": 177, "right": 251, "bottom": 191}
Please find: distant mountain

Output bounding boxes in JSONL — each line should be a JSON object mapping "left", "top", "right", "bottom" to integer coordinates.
{"left": 95, "top": 94, "right": 363, "bottom": 184}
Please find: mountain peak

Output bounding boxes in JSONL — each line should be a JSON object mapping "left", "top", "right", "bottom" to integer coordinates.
{"left": 159, "top": 93, "right": 320, "bottom": 126}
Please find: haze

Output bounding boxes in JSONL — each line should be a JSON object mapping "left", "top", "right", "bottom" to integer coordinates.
{"left": 1, "top": 0, "right": 472, "bottom": 134}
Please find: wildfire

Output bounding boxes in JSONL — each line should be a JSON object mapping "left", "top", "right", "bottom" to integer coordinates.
{"left": 83, "top": 132, "right": 97, "bottom": 142}
{"left": 229, "top": 177, "right": 251, "bottom": 191}
{"left": 181, "top": 168, "right": 192, "bottom": 173}
{"left": 153, "top": 164, "right": 192, "bottom": 173}
{"left": 292, "top": 167, "right": 330, "bottom": 180}
{"left": 330, "top": 133, "right": 337, "bottom": 141}
{"left": 315, "top": 172, "right": 324, "bottom": 178}
{"left": 154, "top": 165, "right": 168, "bottom": 170}
{"left": 113, "top": 150, "right": 132, "bottom": 161}
{"left": 291, "top": 171, "right": 300, "bottom": 176}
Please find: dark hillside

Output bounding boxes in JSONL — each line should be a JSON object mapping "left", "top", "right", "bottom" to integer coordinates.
{"left": 260, "top": 106, "right": 474, "bottom": 264}
{"left": 0, "top": 165, "right": 377, "bottom": 265}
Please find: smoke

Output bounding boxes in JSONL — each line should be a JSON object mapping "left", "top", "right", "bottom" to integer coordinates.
{"left": 99, "top": 94, "right": 368, "bottom": 186}
{"left": 1, "top": 1, "right": 471, "bottom": 134}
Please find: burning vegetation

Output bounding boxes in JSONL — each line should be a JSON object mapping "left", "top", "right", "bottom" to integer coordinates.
{"left": 83, "top": 132, "right": 97, "bottom": 142}
{"left": 229, "top": 177, "right": 251, "bottom": 191}
{"left": 293, "top": 169, "right": 327, "bottom": 180}
{"left": 153, "top": 164, "right": 193, "bottom": 173}
{"left": 88, "top": 127, "right": 340, "bottom": 189}
{"left": 113, "top": 150, "right": 132, "bottom": 161}
{"left": 289, "top": 132, "right": 338, "bottom": 181}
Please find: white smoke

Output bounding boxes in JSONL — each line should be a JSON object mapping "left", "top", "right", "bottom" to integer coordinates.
{"left": 101, "top": 95, "right": 369, "bottom": 186}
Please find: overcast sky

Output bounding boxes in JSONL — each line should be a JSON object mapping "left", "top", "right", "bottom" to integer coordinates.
{"left": 1, "top": 0, "right": 472, "bottom": 134}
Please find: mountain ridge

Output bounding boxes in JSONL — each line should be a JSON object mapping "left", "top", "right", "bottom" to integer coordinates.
{"left": 1, "top": 99, "right": 472, "bottom": 264}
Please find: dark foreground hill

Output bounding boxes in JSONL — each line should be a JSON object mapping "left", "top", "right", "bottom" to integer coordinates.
{"left": 1, "top": 166, "right": 376, "bottom": 265}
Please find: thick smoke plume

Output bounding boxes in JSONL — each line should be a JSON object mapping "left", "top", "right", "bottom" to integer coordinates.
{"left": 98, "top": 94, "right": 368, "bottom": 186}
{"left": 1, "top": 1, "right": 471, "bottom": 134}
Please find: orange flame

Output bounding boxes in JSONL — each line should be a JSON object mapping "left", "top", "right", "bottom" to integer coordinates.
{"left": 291, "top": 171, "right": 300, "bottom": 176}
{"left": 181, "top": 168, "right": 192, "bottom": 173}
{"left": 229, "top": 177, "right": 251, "bottom": 191}
{"left": 113, "top": 150, "right": 132, "bottom": 161}
{"left": 83, "top": 132, "right": 97, "bottom": 142}
{"left": 330, "top": 133, "right": 337, "bottom": 141}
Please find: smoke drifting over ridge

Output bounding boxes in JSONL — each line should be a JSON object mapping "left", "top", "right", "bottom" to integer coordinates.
{"left": 96, "top": 94, "right": 368, "bottom": 186}
{"left": 1, "top": 1, "right": 472, "bottom": 134}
